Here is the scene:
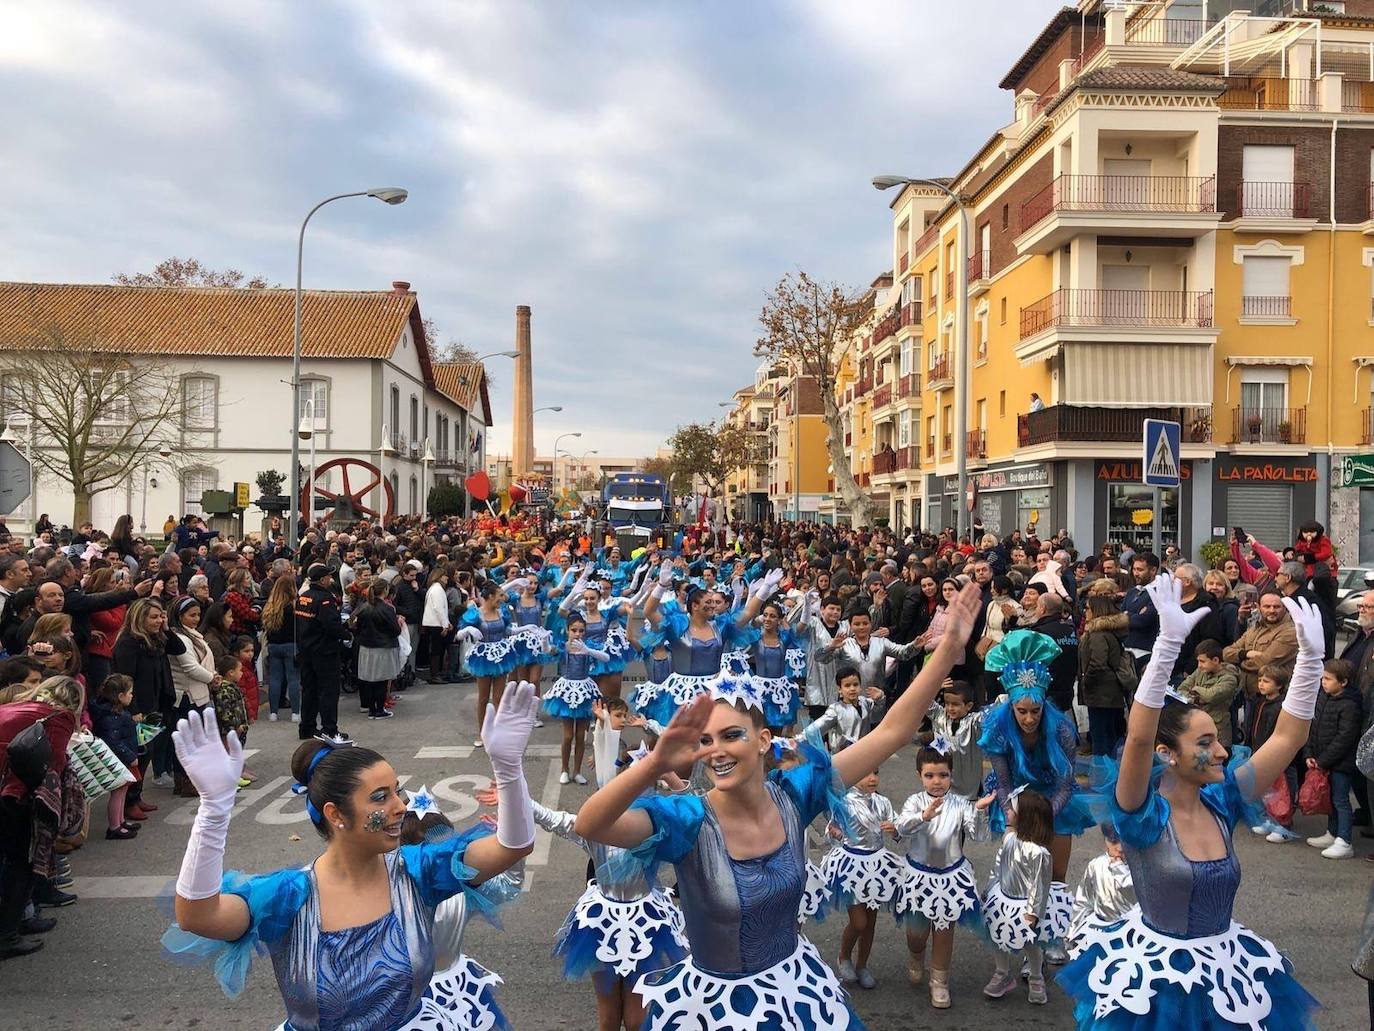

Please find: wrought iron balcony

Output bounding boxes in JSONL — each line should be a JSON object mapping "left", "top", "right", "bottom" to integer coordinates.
{"left": 1232, "top": 407, "right": 1307, "bottom": 445}
{"left": 1019, "top": 288, "right": 1214, "bottom": 340}
{"left": 1017, "top": 405, "right": 1214, "bottom": 447}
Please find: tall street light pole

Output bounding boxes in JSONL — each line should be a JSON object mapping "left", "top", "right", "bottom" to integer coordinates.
{"left": 551, "top": 432, "right": 581, "bottom": 490}
{"left": 288, "top": 186, "right": 408, "bottom": 551}
{"left": 873, "top": 175, "right": 971, "bottom": 541}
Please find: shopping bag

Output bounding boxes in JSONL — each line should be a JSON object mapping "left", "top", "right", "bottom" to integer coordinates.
{"left": 1297, "top": 767, "right": 1332, "bottom": 816}
{"left": 1263, "top": 774, "right": 1293, "bottom": 826}
{"left": 397, "top": 630, "right": 412, "bottom": 661}
{"left": 136, "top": 721, "right": 163, "bottom": 748}
{"left": 66, "top": 732, "right": 136, "bottom": 801}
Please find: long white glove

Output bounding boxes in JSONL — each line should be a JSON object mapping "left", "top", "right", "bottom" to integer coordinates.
{"left": 456, "top": 625, "right": 483, "bottom": 645}
{"left": 172, "top": 708, "right": 244, "bottom": 900}
{"left": 651, "top": 560, "right": 675, "bottom": 599}
{"left": 482, "top": 680, "right": 539, "bottom": 848}
{"left": 1134, "top": 574, "right": 1208, "bottom": 709}
{"left": 1281, "top": 596, "right": 1325, "bottom": 720}
{"left": 751, "top": 567, "right": 785, "bottom": 599}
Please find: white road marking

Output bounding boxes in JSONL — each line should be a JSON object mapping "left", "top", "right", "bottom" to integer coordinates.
{"left": 416, "top": 744, "right": 564, "bottom": 759}
{"left": 70, "top": 876, "right": 170, "bottom": 898}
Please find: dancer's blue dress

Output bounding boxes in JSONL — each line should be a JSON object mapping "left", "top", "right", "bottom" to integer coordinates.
{"left": 162, "top": 825, "right": 513, "bottom": 1031}
{"left": 632, "top": 600, "right": 760, "bottom": 727}
{"left": 461, "top": 610, "right": 521, "bottom": 677}
{"left": 541, "top": 645, "right": 601, "bottom": 721}
{"left": 628, "top": 743, "right": 865, "bottom": 1030}
{"left": 1056, "top": 756, "right": 1319, "bottom": 1031}
{"left": 750, "top": 634, "right": 804, "bottom": 728}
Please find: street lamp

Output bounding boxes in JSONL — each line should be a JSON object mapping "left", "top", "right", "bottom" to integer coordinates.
{"left": 535, "top": 405, "right": 563, "bottom": 414}
{"left": 287, "top": 186, "right": 408, "bottom": 549}
{"left": 558, "top": 448, "right": 598, "bottom": 491}
{"left": 298, "top": 401, "right": 317, "bottom": 530}
{"left": 140, "top": 443, "right": 173, "bottom": 533}
{"left": 421, "top": 440, "right": 435, "bottom": 521}
{"left": 379, "top": 424, "right": 396, "bottom": 523}
{"left": 873, "top": 174, "right": 971, "bottom": 540}
{"left": 551, "top": 432, "right": 581, "bottom": 490}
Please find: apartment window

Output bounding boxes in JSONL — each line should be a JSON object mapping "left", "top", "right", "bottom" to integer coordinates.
{"left": 1, "top": 375, "right": 28, "bottom": 426}
{"left": 999, "top": 390, "right": 1006, "bottom": 417}
{"left": 423, "top": 405, "right": 430, "bottom": 445}
{"left": 928, "top": 269, "right": 937, "bottom": 302}
{"left": 410, "top": 396, "right": 419, "bottom": 444}
{"left": 899, "top": 414, "right": 910, "bottom": 448}
{"left": 902, "top": 277, "right": 919, "bottom": 305}
{"left": 999, "top": 297, "right": 1007, "bottom": 324}
{"left": 1241, "top": 256, "right": 1291, "bottom": 319}
{"left": 182, "top": 467, "right": 218, "bottom": 516}
{"left": 90, "top": 369, "right": 131, "bottom": 423}
{"left": 182, "top": 376, "right": 217, "bottom": 429}
{"left": 409, "top": 475, "right": 419, "bottom": 514}
{"left": 390, "top": 385, "right": 400, "bottom": 436}
{"left": 299, "top": 378, "right": 328, "bottom": 429}
{"left": 1240, "top": 144, "right": 1296, "bottom": 217}
{"left": 1001, "top": 203, "right": 1009, "bottom": 230}
{"left": 927, "top": 342, "right": 938, "bottom": 370}
{"left": 899, "top": 340, "right": 911, "bottom": 377}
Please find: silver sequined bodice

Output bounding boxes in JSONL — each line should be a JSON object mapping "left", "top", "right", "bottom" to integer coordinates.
{"left": 839, "top": 789, "right": 897, "bottom": 850}
{"left": 533, "top": 801, "right": 651, "bottom": 900}
{"left": 894, "top": 791, "right": 989, "bottom": 867}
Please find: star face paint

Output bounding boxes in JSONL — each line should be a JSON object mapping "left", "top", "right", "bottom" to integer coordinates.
{"left": 365, "top": 809, "right": 387, "bottom": 833}
{"left": 1191, "top": 749, "right": 1213, "bottom": 774}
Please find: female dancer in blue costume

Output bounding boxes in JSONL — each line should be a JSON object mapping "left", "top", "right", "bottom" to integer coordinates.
{"left": 633, "top": 562, "right": 783, "bottom": 728}
{"left": 572, "top": 582, "right": 985, "bottom": 1030}
{"left": 542, "top": 613, "right": 610, "bottom": 785}
{"left": 978, "top": 629, "right": 1095, "bottom": 958}
{"left": 556, "top": 566, "right": 640, "bottom": 705}
{"left": 456, "top": 583, "right": 522, "bottom": 750}
{"left": 162, "top": 683, "right": 541, "bottom": 1031}
{"left": 507, "top": 572, "right": 555, "bottom": 688}
{"left": 749, "top": 598, "right": 807, "bottom": 732}
{"left": 1057, "top": 576, "right": 1322, "bottom": 1031}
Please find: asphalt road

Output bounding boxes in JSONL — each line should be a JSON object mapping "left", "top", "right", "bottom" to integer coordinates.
{"left": 2, "top": 678, "right": 1369, "bottom": 1030}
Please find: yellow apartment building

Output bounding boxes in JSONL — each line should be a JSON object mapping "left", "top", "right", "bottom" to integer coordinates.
{"left": 768, "top": 367, "right": 831, "bottom": 520}
{"left": 722, "top": 365, "right": 781, "bottom": 522}
{"left": 864, "top": 0, "right": 1374, "bottom": 562}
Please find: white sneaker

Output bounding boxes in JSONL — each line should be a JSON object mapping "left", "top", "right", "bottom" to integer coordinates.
{"left": 152, "top": 773, "right": 174, "bottom": 789}
{"left": 533, "top": 719, "right": 545, "bottom": 729}
{"left": 559, "top": 771, "right": 571, "bottom": 785}
{"left": 1321, "top": 837, "right": 1354, "bottom": 859}
{"left": 1265, "top": 831, "right": 1290, "bottom": 843}
{"left": 473, "top": 738, "right": 484, "bottom": 749}
{"left": 1250, "top": 825, "right": 1267, "bottom": 836}
{"left": 290, "top": 713, "right": 301, "bottom": 724}
{"left": 573, "top": 773, "right": 588, "bottom": 786}
{"left": 268, "top": 712, "right": 279, "bottom": 722}
{"left": 837, "top": 958, "right": 857, "bottom": 983}
{"left": 1306, "top": 832, "right": 1336, "bottom": 849}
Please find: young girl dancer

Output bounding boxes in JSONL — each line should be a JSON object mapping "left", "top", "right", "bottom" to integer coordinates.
{"left": 527, "top": 702, "right": 688, "bottom": 1031}
{"left": 508, "top": 572, "right": 554, "bottom": 688}
{"left": 573, "top": 581, "right": 984, "bottom": 1030}
{"left": 749, "top": 598, "right": 806, "bottom": 732}
{"left": 821, "top": 768, "right": 903, "bottom": 991}
{"left": 979, "top": 630, "right": 1094, "bottom": 962}
{"left": 543, "top": 614, "right": 610, "bottom": 785}
{"left": 457, "top": 583, "right": 522, "bottom": 749}
{"left": 981, "top": 787, "right": 1057, "bottom": 1005}
{"left": 162, "top": 683, "right": 540, "bottom": 1029}
{"left": 893, "top": 745, "right": 994, "bottom": 1009}
{"left": 1057, "top": 578, "right": 1323, "bottom": 1030}
{"left": 1065, "top": 825, "right": 1134, "bottom": 957}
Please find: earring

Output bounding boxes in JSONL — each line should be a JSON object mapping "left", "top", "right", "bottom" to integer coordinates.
{"left": 1167, "top": 758, "right": 1176, "bottom": 767}
{"left": 336, "top": 823, "right": 345, "bottom": 829}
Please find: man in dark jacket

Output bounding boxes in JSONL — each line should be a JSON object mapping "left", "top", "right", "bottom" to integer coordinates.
{"left": 1122, "top": 552, "right": 1161, "bottom": 671}
{"left": 47, "top": 558, "right": 145, "bottom": 652}
{"left": 1340, "top": 591, "right": 1374, "bottom": 831}
{"left": 1305, "top": 658, "right": 1364, "bottom": 858}
{"left": 295, "top": 563, "right": 347, "bottom": 745}
{"left": 1170, "top": 563, "right": 1224, "bottom": 683}
{"left": 392, "top": 560, "right": 425, "bottom": 678}
{"left": 1023, "top": 594, "right": 1079, "bottom": 713}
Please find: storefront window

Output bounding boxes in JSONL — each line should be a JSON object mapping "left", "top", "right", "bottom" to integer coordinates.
{"left": 1107, "top": 483, "right": 1178, "bottom": 550}
{"left": 1018, "top": 488, "right": 1051, "bottom": 537}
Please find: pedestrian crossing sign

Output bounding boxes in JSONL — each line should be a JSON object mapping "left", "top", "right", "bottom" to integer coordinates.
{"left": 1142, "top": 419, "right": 1181, "bottom": 488}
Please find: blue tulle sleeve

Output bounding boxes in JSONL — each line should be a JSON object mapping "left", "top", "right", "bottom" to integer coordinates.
{"left": 160, "top": 867, "right": 310, "bottom": 999}
{"left": 1092, "top": 748, "right": 1259, "bottom": 851}
{"left": 642, "top": 598, "right": 689, "bottom": 652}
{"left": 1202, "top": 754, "right": 1260, "bottom": 833}
{"left": 459, "top": 606, "right": 482, "bottom": 630}
{"left": 399, "top": 823, "right": 509, "bottom": 927}
{"left": 717, "top": 610, "right": 761, "bottom": 653}
{"left": 773, "top": 740, "right": 850, "bottom": 832}
{"left": 628, "top": 793, "right": 706, "bottom": 876}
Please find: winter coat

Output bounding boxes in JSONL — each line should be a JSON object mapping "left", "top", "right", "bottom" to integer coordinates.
{"left": 1021, "top": 615, "right": 1079, "bottom": 711}
{"left": 352, "top": 602, "right": 403, "bottom": 648}
{"left": 90, "top": 698, "right": 138, "bottom": 768}
{"left": 1292, "top": 533, "right": 1337, "bottom": 580}
{"left": 1078, "top": 613, "right": 1130, "bottom": 709}
{"left": 1222, "top": 617, "right": 1298, "bottom": 699}
{"left": 1306, "top": 684, "right": 1363, "bottom": 775}
{"left": 392, "top": 579, "right": 424, "bottom": 623}
{"left": 170, "top": 629, "right": 215, "bottom": 708}
{"left": 1121, "top": 584, "right": 1159, "bottom": 653}
{"left": 112, "top": 631, "right": 186, "bottom": 717}
{"left": 1178, "top": 663, "right": 1240, "bottom": 747}
{"left": 1171, "top": 593, "right": 1224, "bottom": 680}
{"left": 1248, "top": 693, "right": 1284, "bottom": 752}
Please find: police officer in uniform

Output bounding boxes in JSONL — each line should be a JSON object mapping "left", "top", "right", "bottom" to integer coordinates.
{"left": 294, "top": 562, "right": 348, "bottom": 745}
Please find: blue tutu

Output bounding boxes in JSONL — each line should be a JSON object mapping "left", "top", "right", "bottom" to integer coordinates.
{"left": 590, "top": 626, "right": 632, "bottom": 676}
{"left": 757, "top": 677, "right": 800, "bottom": 728}
{"left": 554, "top": 884, "right": 688, "bottom": 983}
{"left": 510, "top": 625, "right": 556, "bottom": 666}
{"left": 466, "top": 638, "right": 522, "bottom": 677}
{"left": 632, "top": 672, "right": 718, "bottom": 728}
{"left": 541, "top": 677, "right": 600, "bottom": 721}
{"left": 1056, "top": 906, "right": 1319, "bottom": 1031}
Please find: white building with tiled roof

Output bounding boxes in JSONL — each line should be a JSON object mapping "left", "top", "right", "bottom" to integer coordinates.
{"left": 0, "top": 278, "right": 491, "bottom": 532}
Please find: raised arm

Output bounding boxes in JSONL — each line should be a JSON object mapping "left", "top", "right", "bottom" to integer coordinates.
{"left": 1244, "top": 598, "right": 1323, "bottom": 796}
{"left": 641, "top": 561, "right": 675, "bottom": 627}
{"left": 833, "top": 582, "right": 982, "bottom": 787}
{"left": 1117, "top": 575, "right": 1210, "bottom": 813}
{"left": 575, "top": 693, "right": 713, "bottom": 847}
{"left": 733, "top": 567, "right": 785, "bottom": 628}
{"left": 460, "top": 682, "right": 539, "bottom": 881}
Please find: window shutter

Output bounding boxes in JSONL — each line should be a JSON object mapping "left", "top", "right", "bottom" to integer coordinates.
{"left": 1242, "top": 256, "right": 1289, "bottom": 297}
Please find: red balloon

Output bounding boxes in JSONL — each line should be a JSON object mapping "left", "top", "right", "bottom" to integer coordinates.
{"left": 464, "top": 471, "right": 491, "bottom": 501}
{"left": 508, "top": 482, "right": 528, "bottom": 503}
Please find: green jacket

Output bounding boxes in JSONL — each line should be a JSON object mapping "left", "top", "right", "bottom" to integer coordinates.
{"left": 1178, "top": 663, "right": 1240, "bottom": 745}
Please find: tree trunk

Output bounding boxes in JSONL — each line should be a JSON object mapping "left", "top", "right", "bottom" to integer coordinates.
{"left": 72, "top": 487, "right": 93, "bottom": 528}
{"left": 822, "top": 394, "right": 874, "bottom": 526}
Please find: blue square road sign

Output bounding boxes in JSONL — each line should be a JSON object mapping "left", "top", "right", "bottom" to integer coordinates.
{"left": 1142, "top": 419, "right": 1181, "bottom": 488}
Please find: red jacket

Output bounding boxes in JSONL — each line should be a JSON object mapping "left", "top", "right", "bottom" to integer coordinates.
{"left": 88, "top": 605, "right": 125, "bottom": 660}
{"left": 1293, "top": 534, "right": 1337, "bottom": 579}
{"left": 0, "top": 702, "right": 76, "bottom": 800}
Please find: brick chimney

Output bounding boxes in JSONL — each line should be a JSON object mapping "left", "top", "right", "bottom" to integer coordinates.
{"left": 511, "top": 306, "right": 534, "bottom": 477}
{"left": 391, "top": 280, "right": 411, "bottom": 294}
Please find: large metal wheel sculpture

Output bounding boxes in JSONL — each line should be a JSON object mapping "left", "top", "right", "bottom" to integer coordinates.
{"left": 301, "top": 457, "right": 395, "bottom": 524}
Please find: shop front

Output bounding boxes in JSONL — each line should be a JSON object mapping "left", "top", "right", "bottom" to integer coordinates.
{"left": 1210, "top": 456, "right": 1320, "bottom": 552}
{"left": 1093, "top": 459, "right": 1195, "bottom": 555}
{"left": 941, "top": 463, "right": 1056, "bottom": 540}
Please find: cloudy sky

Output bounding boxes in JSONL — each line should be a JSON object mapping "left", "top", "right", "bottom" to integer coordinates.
{"left": 1, "top": 0, "right": 1052, "bottom": 460}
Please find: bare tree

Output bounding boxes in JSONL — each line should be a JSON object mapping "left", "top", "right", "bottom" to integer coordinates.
{"left": 421, "top": 317, "right": 496, "bottom": 391}
{"left": 756, "top": 271, "right": 873, "bottom": 525}
{"left": 113, "top": 257, "right": 270, "bottom": 289}
{"left": 0, "top": 325, "right": 197, "bottom": 525}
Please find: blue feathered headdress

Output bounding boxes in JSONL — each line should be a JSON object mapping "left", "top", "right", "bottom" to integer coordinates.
{"left": 983, "top": 629, "right": 1062, "bottom": 703}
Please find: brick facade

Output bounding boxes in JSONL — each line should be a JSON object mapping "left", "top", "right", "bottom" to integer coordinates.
{"left": 1335, "top": 128, "right": 1374, "bottom": 223}
{"left": 1216, "top": 124, "right": 1332, "bottom": 220}
{"left": 991, "top": 152, "right": 1054, "bottom": 269}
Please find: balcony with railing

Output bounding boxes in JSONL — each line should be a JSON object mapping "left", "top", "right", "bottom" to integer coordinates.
{"left": 1234, "top": 180, "right": 1313, "bottom": 223}
{"left": 1233, "top": 407, "right": 1307, "bottom": 446}
{"left": 1344, "top": 79, "right": 1374, "bottom": 113}
{"left": 925, "top": 437, "right": 935, "bottom": 461}
{"left": 872, "top": 382, "right": 893, "bottom": 410}
{"left": 1240, "top": 295, "right": 1292, "bottom": 321}
{"left": 899, "top": 300, "right": 923, "bottom": 329}
{"left": 928, "top": 355, "right": 952, "bottom": 391}
{"left": 944, "top": 269, "right": 954, "bottom": 300}
{"left": 1018, "top": 174, "right": 1219, "bottom": 251}
{"left": 941, "top": 432, "right": 952, "bottom": 455}
{"left": 1219, "top": 77, "right": 1318, "bottom": 113}
{"left": 896, "top": 372, "right": 921, "bottom": 400}
{"left": 871, "top": 309, "right": 900, "bottom": 346}
{"left": 1123, "top": 16, "right": 1208, "bottom": 47}
{"left": 1018, "top": 288, "right": 1214, "bottom": 342}
{"left": 968, "top": 249, "right": 991, "bottom": 294}
{"left": 965, "top": 429, "right": 987, "bottom": 462}
{"left": 898, "top": 251, "right": 909, "bottom": 275}
{"left": 856, "top": 374, "right": 873, "bottom": 397}
{"left": 872, "top": 445, "right": 915, "bottom": 476}
{"left": 1364, "top": 407, "right": 1373, "bottom": 446}
{"left": 1017, "top": 405, "right": 1214, "bottom": 449}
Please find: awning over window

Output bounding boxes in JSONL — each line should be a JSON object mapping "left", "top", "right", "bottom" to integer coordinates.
{"left": 1225, "top": 355, "right": 1310, "bottom": 367}
{"left": 1062, "top": 343, "right": 1213, "bottom": 407}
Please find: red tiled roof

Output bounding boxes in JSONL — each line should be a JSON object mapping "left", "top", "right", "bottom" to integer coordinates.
{"left": 432, "top": 362, "right": 492, "bottom": 425}
{"left": 0, "top": 281, "right": 415, "bottom": 360}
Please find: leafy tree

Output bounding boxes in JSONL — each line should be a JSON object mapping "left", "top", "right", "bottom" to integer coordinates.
{"left": 756, "top": 271, "right": 873, "bottom": 525}
{"left": 0, "top": 324, "right": 198, "bottom": 525}
{"left": 641, "top": 454, "right": 690, "bottom": 495}
{"left": 666, "top": 422, "right": 753, "bottom": 498}
{"left": 427, "top": 482, "right": 467, "bottom": 519}
{"left": 113, "top": 257, "right": 270, "bottom": 289}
